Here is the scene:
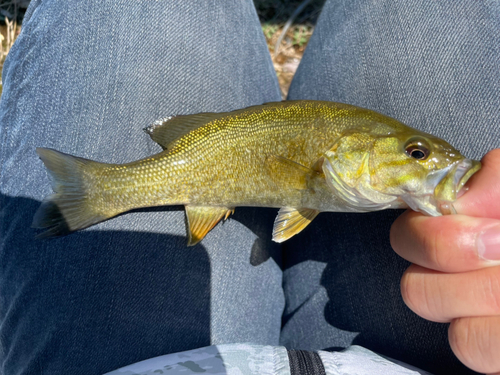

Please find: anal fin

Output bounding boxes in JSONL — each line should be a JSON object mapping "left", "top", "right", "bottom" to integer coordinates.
{"left": 185, "top": 206, "right": 234, "bottom": 246}
{"left": 272, "top": 207, "right": 319, "bottom": 243}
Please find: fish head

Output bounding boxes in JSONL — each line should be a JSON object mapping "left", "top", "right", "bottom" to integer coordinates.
{"left": 322, "top": 128, "right": 481, "bottom": 216}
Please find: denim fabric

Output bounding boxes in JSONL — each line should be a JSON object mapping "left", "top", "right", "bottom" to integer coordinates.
{"left": 1, "top": 0, "right": 500, "bottom": 375}
{"left": 284, "top": 1, "right": 500, "bottom": 374}
{"left": 0, "top": 1, "right": 283, "bottom": 374}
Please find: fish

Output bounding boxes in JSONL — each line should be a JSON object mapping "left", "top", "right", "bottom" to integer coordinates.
{"left": 32, "top": 100, "right": 481, "bottom": 245}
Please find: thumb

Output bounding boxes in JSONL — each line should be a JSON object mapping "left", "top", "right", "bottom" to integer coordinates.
{"left": 453, "top": 149, "right": 500, "bottom": 220}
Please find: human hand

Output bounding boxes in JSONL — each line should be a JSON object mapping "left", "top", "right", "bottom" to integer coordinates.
{"left": 391, "top": 149, "right": 500, "bottom": 374}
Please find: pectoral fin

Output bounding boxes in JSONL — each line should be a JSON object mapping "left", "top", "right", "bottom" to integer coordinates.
{"left": 272, "top": 207, "right": 320, "bottom": 243}
{"left": 185, "top": 206, "right": 234, "bottom": 246}
{"left": 265, "top": 154, "right": 316, "bottom": 190}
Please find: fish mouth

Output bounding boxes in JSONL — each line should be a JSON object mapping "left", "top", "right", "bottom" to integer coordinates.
{"left": 433, "top": 158, "right": 481, "bottom": 214}
{"left": 455, "top": 159, "right": 482, "bottom": 191}
{"left": 402, "top": 158, "right": 481, "bottom": 216}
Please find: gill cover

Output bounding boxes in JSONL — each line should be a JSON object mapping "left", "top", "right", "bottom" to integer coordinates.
{"left": 321, "top": 132, "right": 402, "bottom": 212}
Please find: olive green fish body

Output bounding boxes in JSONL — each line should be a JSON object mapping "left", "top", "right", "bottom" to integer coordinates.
{"left": 33, "top": 100, "right": 481, "bottom": 244}
{"left": 82, "top": 102, "right": 355, "bottom": 209}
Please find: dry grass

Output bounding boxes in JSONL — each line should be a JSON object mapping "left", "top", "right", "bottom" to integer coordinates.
{"left": 0, "top": 0, "right": 28, "bottom": 95}
{"left": 255, "top": 0, "right": 325, "bottom": 98}
{"left": 0, "top": 0, "right": 28, "bottom": 59}
{"left": 262, "top": 23, "right": 314, "bottom": 98}
{"left": 1, "top": 17, "right": 18, "bottom": 59}
{"left": 0, "top": 18, "right": 19, "bottom": 95}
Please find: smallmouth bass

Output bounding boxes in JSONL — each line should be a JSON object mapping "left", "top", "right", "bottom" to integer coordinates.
{"left": 33, "top": 100, "right": 481, "bottom": 245}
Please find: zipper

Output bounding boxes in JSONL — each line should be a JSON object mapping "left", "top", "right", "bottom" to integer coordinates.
{"left": 287, "top": 349, "right": 326, "bottom": 375}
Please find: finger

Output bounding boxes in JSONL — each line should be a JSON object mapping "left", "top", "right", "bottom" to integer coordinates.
{"left": 391, "top": 149, "right": 500, "bottom": 272}
{"left": 401, "top": 264, "right": 500, "bottom": 322}
{"left": 391, "top": 210, "right": 500, "bottom": 272}
{"left": 449, "top": 316, "right": 500, "bottom": 374}
{"left": 454, "top": 149, "right": 500, "bottom": 220}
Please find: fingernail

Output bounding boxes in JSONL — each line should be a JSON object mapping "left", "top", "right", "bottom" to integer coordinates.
{"left": 478, "top": 226, "right": 500, "bottom": 261}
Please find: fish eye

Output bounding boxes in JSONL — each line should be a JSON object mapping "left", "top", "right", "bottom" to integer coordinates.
{"left": 404, "top": 138, "right": 430, "bottom": 160}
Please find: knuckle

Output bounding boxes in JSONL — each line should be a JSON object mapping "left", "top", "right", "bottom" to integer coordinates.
{"left": 449, "top": 317, "right": 500, "bottom": 373}
{"left": 449, "top": 318, "right": 477, "bottom": 371}
{"left": 422, "top": 227, "right": 446, "bottom": 269}
{"left": 400, "top": 267, "right": 444, "bottom": 322}
{"left": 418, "top": 223, "right": 457, "bottom": 271}
{"left": 481, "top": 270, "right": 500, "bottom": 313}
{"left": 420, "top": 219, "right": 476, "bottom": 272}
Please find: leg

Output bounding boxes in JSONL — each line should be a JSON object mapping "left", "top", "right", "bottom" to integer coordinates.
{"left": 0, "top": 1, "right": 282, "bottom": 374}
{"left": 283, "top": 1, "right": 500, "bottom": 374}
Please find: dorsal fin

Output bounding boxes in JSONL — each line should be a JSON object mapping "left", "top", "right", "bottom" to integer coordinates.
{"left": 144, "top": 113, "right": 226, "bottom": 150}
{"left": 144, "top": 102, "right": 289, "bottom": 150}
{"left": 265, "top": 154, "right": 316, "bottom": 190}
{"left": 184, "top": 206, "right": 234, "bottom": 246}
{"left": 272, "top": 207, "right": 320, "bottom": 243}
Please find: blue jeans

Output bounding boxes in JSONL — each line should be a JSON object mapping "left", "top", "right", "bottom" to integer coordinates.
{"left": 1, "top": 1, "right": 498, "bottom": 374}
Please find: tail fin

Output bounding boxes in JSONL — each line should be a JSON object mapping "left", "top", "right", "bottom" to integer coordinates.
{"left": 32, "top": 148, "right": 109, "bottom": 238}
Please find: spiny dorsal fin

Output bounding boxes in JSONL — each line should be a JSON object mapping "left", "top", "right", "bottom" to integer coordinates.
{"left": 265, "top": 154, "right": 316, "bottom": 190}
{"left": 144, "top": 102, "right": 290, "bottom": 150}
{"left": 144, "top": 113, "right": 227, "bottom": 150}
{"left": 272, "top": 207, "right": 320, "bottom": 243}
{"left": 185, "top": 206, "right": 234, "bottom": 246}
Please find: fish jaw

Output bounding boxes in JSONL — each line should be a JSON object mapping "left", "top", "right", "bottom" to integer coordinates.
{"left": 401, "top": 158, "right": 481, "bottom": 216}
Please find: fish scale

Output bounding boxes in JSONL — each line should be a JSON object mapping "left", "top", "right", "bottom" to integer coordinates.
{"left": 32, "top": 100, "right": 481, "bottom": 245}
